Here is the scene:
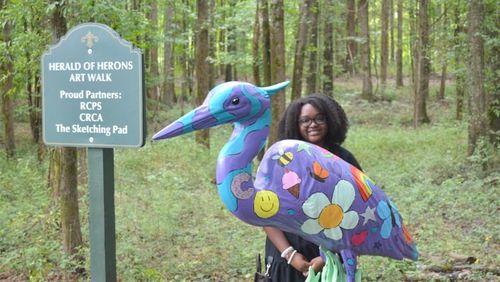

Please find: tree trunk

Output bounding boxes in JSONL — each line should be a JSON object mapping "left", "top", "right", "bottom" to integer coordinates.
{"left": 224, "top": 1, "right": 236, "bottom": 82}
{"left": 358, "top": 0, "right": 373, "bottom": 101}
{"left": 187, "top": 2, "right": 194, "bottom": 100}
{"left": 409, "top": 0, "right": 417, "bottom": 87}
{"left": 33, "top": 75, "right": 45, "bottom": 161}
{"left": 148, "top": 0, "right": 160, "bottom": 101}
{"left": 456, "top": 72, "right": 466, "bottom": 121}
{"left": 27, "top": 67, "right": 42, "bottom": 145}
{"left": 1, "top": 5, "right": 15, "bottom": 159}
{"left": 390, "top": 0, "right": 395, "bottom": 62}
{"left": 322, "top": 0, "right": 334, "bottom": 97}
{"left": 28, "top": 71, "right": 45, "bottom": 161}
{"left": 162, "top": 0, "right": 175, "bottom": 106}
{"left": 24, "top": 17, "right": 42, "bottom": 149}
{"left": 49, "top": 0, "right": 84, "bottom": 271}
{"left": 291, "top": 0, "right": 312, "bottom": 100}
{"left": 454, "top": 2, "right": 465, "bottom": 121}
{"left": 131, "top": 0, "right": 140, "bottom": 14}
{"left": 380, "top": 0, "right": 390, "bottom": 94}
{"left": 208, "top": 0, "right": 216, "bottom": 87}
{"left": 486, "top": 15, "right": 499, "bottom": 147}
{"left": 195, "top": 0, "right": 210, "bottom": 148}
{"left": 252, "top": 0, "right": 261, "bottom": 86}
{"left": 257, "top": 0, "right": 271, "bottom": 161}
{"left": 467, "top": 0, "right": 487, "bottom": 156}
{"left": 224, "top": 38, "right": 234, "bottom": 81}
{"left": 396, "top": 0, "right": 404, "bottom": 87}
{"left": 489, "top": 82, "right": 500, "bottom": 147}
{"left": 437, "top": 4, "right": 448, "bottom": 101}
{"left": 305, "top": 0, "right": 318, "bottom": 94}
{"left": 0, "top": 77, "right": 15, "bottom": 159}
{"left": 48, "top": 149, "right": 62, "bottom": 200}
{"left": 260, "top": 0, "right": 272, "bottom": 86}
{"left": 268, "top": 0, "right": 286, "bottom": 146}
{"left": 414, "top": 0, "right": 430, "bottom": 126}
{"left": 438, "top": 63, "right": 447, "bottom": 100}
{"left": 333, "top": 5, "right": 346, "bottom": 72}
{"left": 180, "top": 0, "right": 191, "bottom": 106}
{"left": 344, "top": 0, "right": 356, "bottom": 75}
{"left": 60, "top": 147, "right": 83, "bottom": 260}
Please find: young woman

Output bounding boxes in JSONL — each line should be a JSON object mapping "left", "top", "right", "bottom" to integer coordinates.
{"left": 263, "top": 94, "right": 362, "bottom": 281}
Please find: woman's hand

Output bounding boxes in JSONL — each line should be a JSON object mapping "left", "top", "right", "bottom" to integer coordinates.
{"left": 301, "top": 256, "right": 325, "bottom": 276}
{"left": 289, "top": 252, "right": 311, "bottom": 275}
{"left": 309, "top": 256, "right": 325, "bottom": 273}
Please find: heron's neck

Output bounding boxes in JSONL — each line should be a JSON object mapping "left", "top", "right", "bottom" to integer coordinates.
{"left": 215, "top": 109, "right": 271, "bottom": 213}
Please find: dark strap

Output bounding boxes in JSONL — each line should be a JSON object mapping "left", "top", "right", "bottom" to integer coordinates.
{"left": 256, "top": 253, "right": 262, "bottom": 273}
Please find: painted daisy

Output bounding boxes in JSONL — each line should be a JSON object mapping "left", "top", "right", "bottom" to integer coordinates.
{"left": 301, "top": 180, "right": 359, "bottom": 240}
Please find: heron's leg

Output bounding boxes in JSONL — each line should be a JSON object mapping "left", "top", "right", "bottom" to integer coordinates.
{"left": 340, "top": 249, "right": 357, "bottom": 282}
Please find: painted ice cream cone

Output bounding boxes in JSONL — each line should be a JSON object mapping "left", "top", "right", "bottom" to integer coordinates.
{"left": 287, "top": 183, "right": 300, "bottom": 198}
{"left": 282, "top": 169, "right": 302, "bottom": 199}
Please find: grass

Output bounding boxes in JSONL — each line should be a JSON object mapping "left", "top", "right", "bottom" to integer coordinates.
{"left": 1, "top": 79, "right": 499, "bottom": 281}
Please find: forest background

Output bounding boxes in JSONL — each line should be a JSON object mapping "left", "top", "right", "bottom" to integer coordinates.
{"left": 0, "top": 0, "right": 498, "bottom": 281}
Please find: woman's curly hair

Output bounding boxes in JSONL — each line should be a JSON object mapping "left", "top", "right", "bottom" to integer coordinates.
{"left": 277, "top": 94, "right": 349, "bottom": 151}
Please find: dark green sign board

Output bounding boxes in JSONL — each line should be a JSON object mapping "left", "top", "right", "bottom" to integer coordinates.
{"left": 42, "top": 23, "right": 145, "bottom": 148}
{"left": 41, "top": 23, "right": 146, "bottom": 282}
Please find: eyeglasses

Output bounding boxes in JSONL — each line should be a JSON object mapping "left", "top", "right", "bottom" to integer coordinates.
{"left": 298, "top": 115, "right": 326, "bottom": 127}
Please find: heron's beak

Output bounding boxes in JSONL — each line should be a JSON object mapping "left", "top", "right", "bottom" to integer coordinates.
{"left": 152, "top": 104, "right": 219, "bottom": 140}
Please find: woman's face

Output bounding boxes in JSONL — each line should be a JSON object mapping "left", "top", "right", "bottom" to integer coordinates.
{"left": 298, "top": 103, "right": 328, "bottom": 146}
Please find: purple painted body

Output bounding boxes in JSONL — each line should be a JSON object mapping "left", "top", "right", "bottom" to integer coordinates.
{"left": 153, "top": 81, "right": 418, "bottom": 281}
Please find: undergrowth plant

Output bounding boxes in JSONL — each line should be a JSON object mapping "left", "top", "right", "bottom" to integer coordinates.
{"left": 0, "top": 81, "right": 498, "bottom": 281}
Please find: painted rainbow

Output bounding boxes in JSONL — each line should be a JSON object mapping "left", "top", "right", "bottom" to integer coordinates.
{"left": 351, "top": 166, "right": 373, "bottom": 202}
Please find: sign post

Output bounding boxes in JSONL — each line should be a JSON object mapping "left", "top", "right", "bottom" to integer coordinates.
{"left": 42, "top": 23, "right": 145, "bottom": 281}
{"left": 88, "top": 148, "right": 116, "bottom": 281}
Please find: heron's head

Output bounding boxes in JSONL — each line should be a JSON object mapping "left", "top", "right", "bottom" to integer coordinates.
{"left": 152, "top": 81, "right": 289, "bottom": 140}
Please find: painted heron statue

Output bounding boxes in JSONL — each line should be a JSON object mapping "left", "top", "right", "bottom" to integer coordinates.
{"left": 153, "top": 81, "right": 418, "bottom": 281}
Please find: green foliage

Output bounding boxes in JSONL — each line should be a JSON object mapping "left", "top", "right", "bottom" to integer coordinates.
{"left": 62, "top": 1, "right": 150, "bottom": 48}
{"left": 1, "top": 0, "right": 51, "bottom": 106}
{"left": 1, "top": 0, "right": 499, "bottom": 280}
{"left": 341, "top": 85, "right": 499, "bottom": 281}
{"left": 468, "top": 136, "right": 500, "bottom": 174}
{"left": 2, "top": 81, "right": 499, "bottom": 281}
{"left": 0, "top": 151, "right": 76, "bottom": 280}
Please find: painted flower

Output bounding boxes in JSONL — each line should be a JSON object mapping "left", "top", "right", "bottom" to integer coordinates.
{"left": 301, "top": 180, "right": 359, "bottom": 240}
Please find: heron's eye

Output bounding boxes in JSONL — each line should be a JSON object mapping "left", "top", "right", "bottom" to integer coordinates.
{"left": 231, "top": 97, "right": 240, "bottom": 105}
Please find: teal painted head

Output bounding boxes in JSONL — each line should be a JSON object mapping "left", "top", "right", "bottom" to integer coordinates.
{"left": 152, "top": 81, "right": 289, "bottom": 140}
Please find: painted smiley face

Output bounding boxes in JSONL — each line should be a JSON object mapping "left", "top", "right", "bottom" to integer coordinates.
{"left": 254, "top": 190, "right": 280, "bottom": 219}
